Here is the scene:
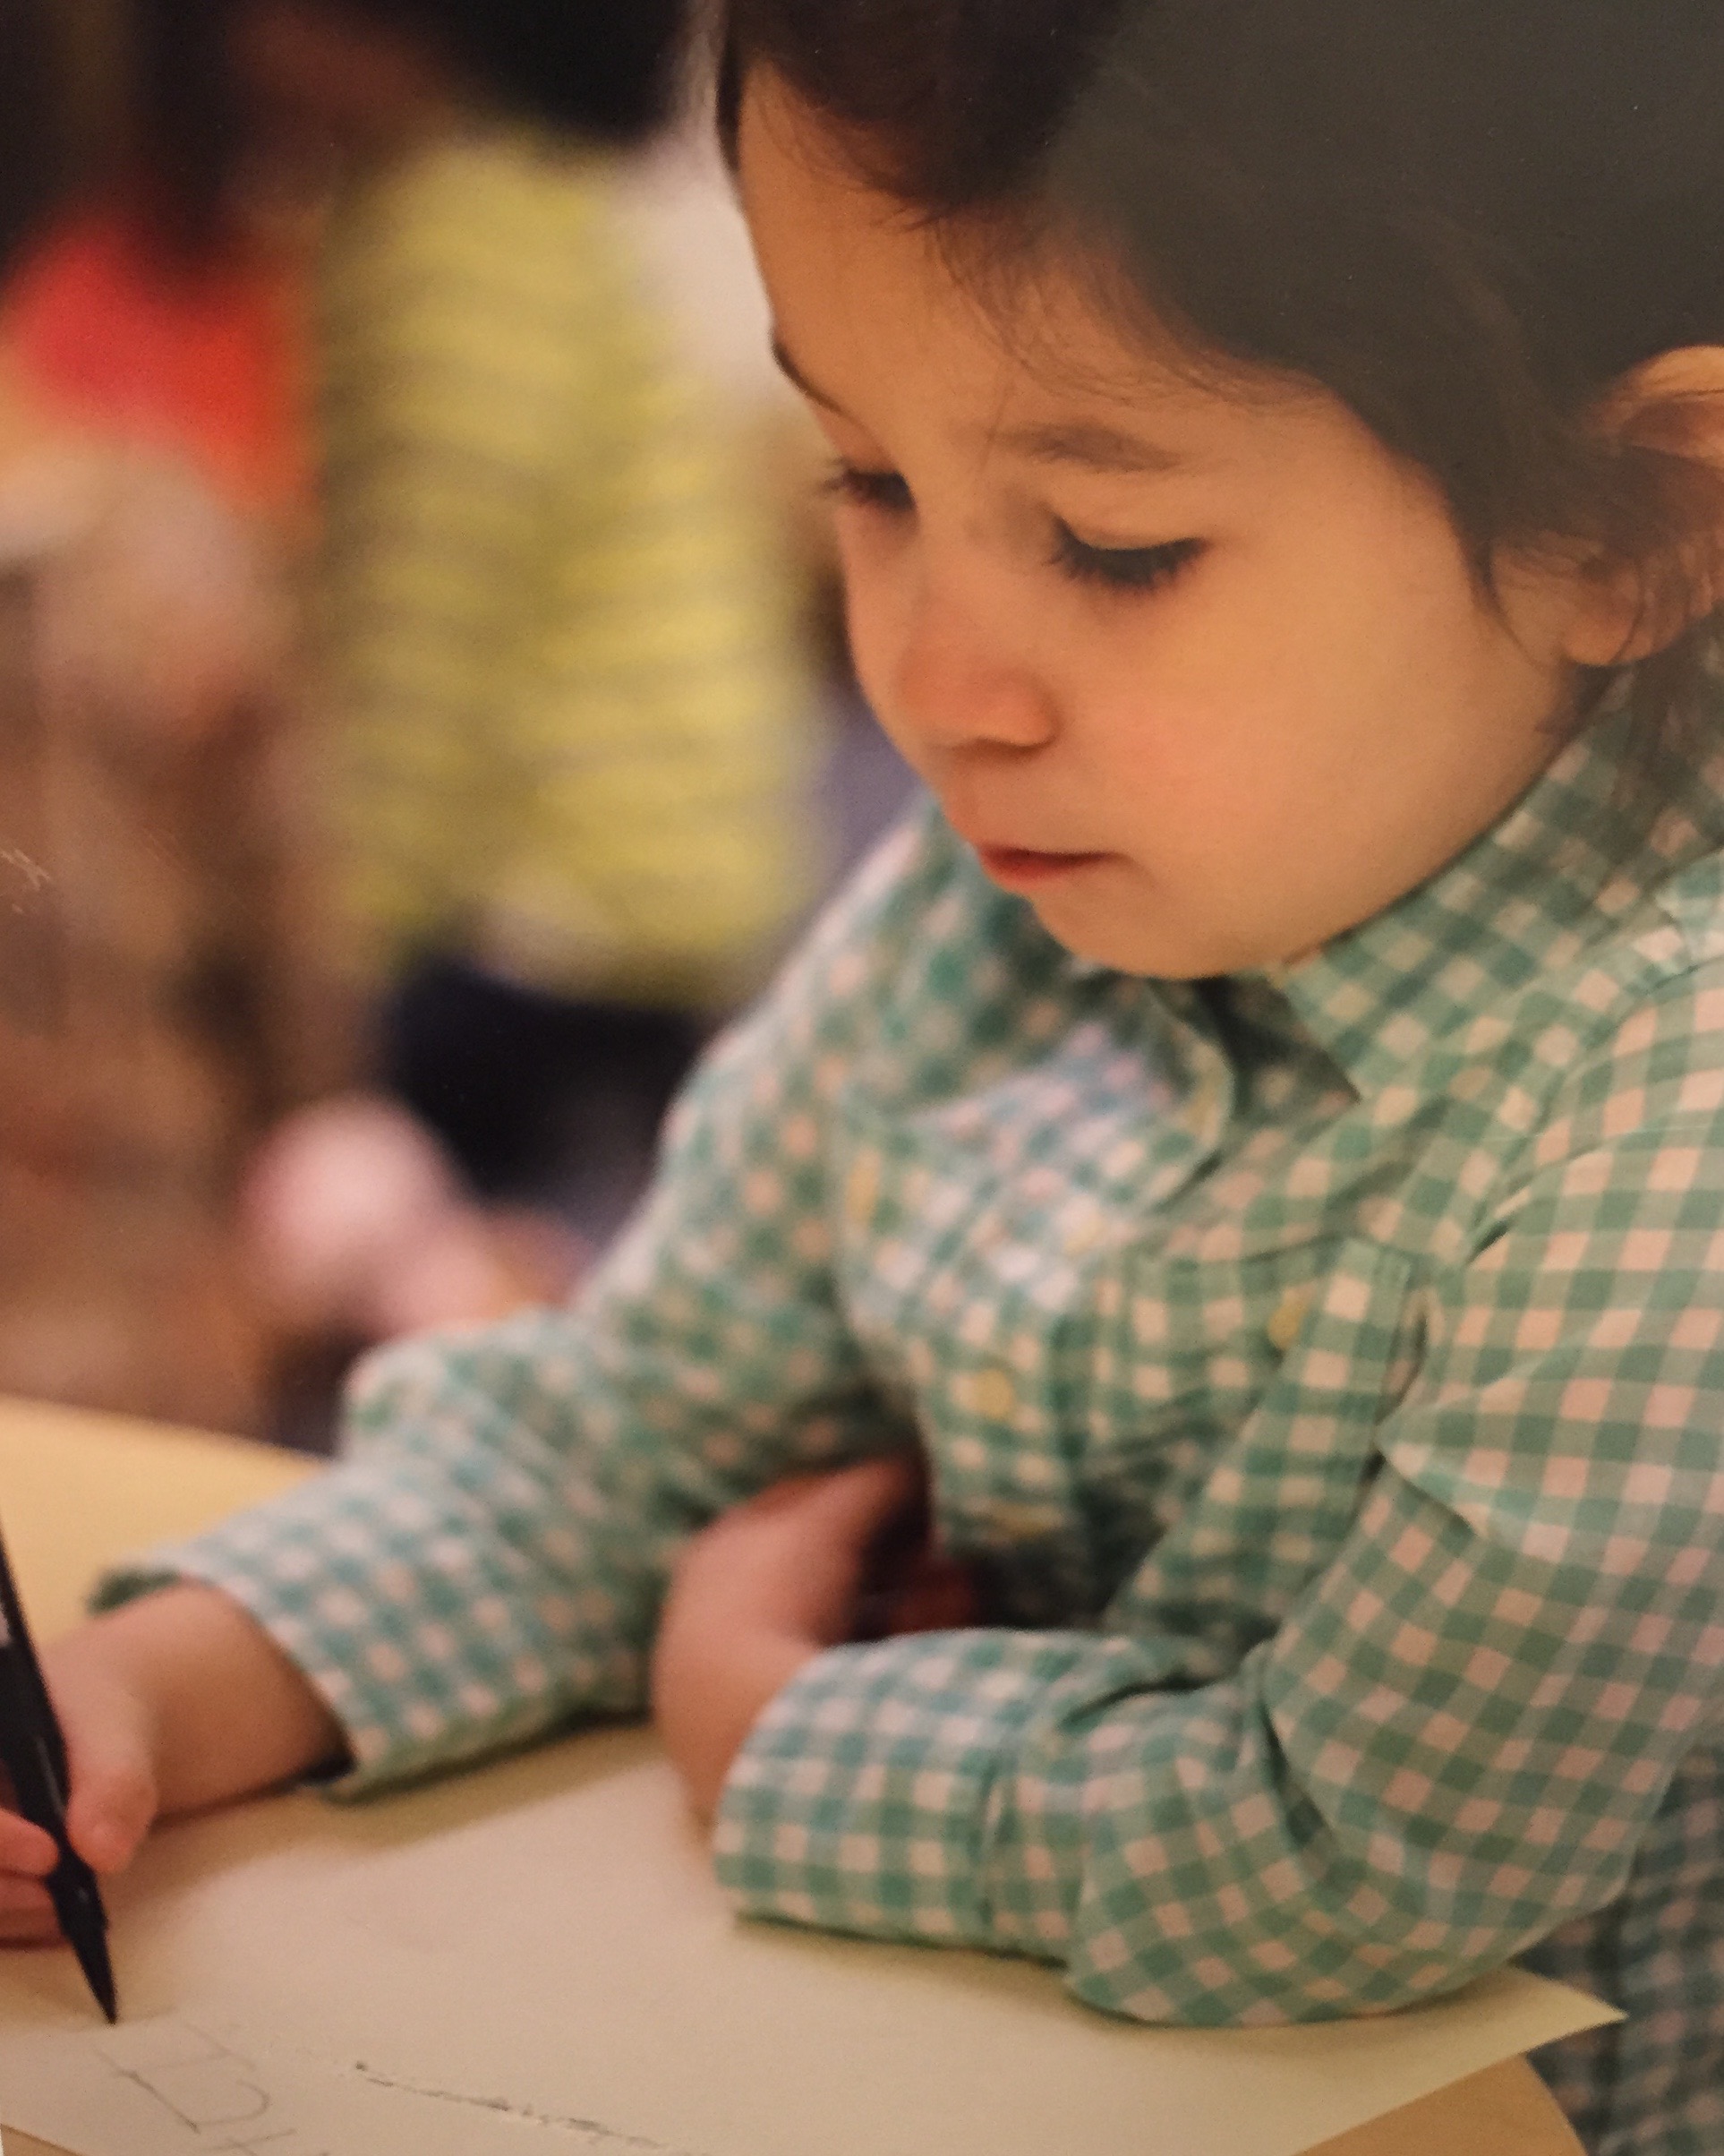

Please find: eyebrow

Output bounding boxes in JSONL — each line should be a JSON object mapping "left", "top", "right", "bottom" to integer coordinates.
{"left": 985, "top": 420, "right": 1189, "bottom": 475}
{"left": 771, "top": 335, "right": 1191, "bottom": 477}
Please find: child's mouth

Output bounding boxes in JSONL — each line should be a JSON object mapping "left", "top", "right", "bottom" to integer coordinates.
{"left": 975, "top": 844, "right": 1112, "bottom": 889}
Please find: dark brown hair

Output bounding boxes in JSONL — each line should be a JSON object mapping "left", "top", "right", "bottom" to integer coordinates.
{"left": 296, "top": 0, "right": 691, "bottom": 142}
{"left": 0, "top": 0, "right": 67, "bottom": 276}
{"left": 719, "top": 0, "right": 1724, "bottom": 741}
{"left": 133, "top": 0, "right": 692, "bottom": 256}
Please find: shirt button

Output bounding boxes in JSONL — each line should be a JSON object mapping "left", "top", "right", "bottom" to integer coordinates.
{"left": 1267, "top": 1288, "right": 1314, "bottom": 1355}
{"left": 966, "top": 1369, "right": 1017, "bottom": 1420}
{"left": 989, "top": 1502, "right": 1060, "bottom": 1542}
{"left": 845, "top": 1154, "right": 881, "bottom": 1226}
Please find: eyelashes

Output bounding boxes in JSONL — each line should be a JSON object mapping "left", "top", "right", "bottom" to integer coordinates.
{"left": 821, "top": 463, "right": 915, "bottom": 515}
{"left": 1050, "top": 528, "right": 1206, "bottom": 594}
{"left": 822, "top": 461, "right": 1205, "bottom": 596}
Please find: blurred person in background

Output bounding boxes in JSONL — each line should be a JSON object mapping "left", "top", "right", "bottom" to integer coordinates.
{"left": 2, "top": 0, "right": 812, "bottom": 1441}
{"left": 4, "top": 0, "right": 315, "bottom": 521}
{"left": 210, "top": 0, "right": 814, "bottom": 1432}
{"left": 0, "top": 0, "right": 329, "bottom": 1433}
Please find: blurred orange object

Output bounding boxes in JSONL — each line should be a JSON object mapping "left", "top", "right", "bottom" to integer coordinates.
{"left": 3, "top": 207, "right": 308, "bottom": 518}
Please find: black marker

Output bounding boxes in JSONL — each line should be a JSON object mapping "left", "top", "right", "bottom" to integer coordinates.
{"left": 0, "top": 1519, "right": 116, "bottom": 2021}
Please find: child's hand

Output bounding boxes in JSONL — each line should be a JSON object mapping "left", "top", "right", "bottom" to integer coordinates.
{"left": 0, "top": 1585, "right": 346, "bottom": 1946}
{"left": 0, "top": 1633, "right": 163, "bottom": 1943}
{"left": 0, "top": 1652, "right": 157, "bottom": 1942}
{"left": 653, "top": 1457, "right": 925, "bottom": 1821}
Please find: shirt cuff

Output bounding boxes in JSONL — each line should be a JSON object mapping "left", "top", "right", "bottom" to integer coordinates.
{"left": 712, "top": 1629, "right": 1096, "bottom": 1959}
{"left": 92, "top": 1556, "right": 444, "bottom": 1802}
{"left": 90, "top": 1473, "right": 641, "bottom": 1801}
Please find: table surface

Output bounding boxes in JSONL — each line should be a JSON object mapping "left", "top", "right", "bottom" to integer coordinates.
{"left": 0, "top": 1395, "right": 1584, "bottom": 2156}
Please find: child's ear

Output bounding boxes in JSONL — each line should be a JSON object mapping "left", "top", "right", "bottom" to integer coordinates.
{"left": 1563, "top": 345, "right": 1724, "bottom": 668}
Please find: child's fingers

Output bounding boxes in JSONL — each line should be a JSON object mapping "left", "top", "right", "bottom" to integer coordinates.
{"left": 0, "top": 1872, "right": 61, "bottom": 1942}
{"left": 788, "top": 1453, "right": 926, "bottom": 1537}
{"left": 61, "top": 1721, "right": 158, "bottom": 1877}
{"left": 0, "top": 1766, "right": 65, "bottom": 1940}
{"left": 670, "top": 1455, "right": 928, "bottom": 1647}
{"left": 38, "top": 1665, "right": 162, "bottom": 1878}
{"left": 0, "top": 1800, "right": 61, "bottom": 1878}
{"left": 729, "top": 1454, "right": 922, "bottom": 1523}
{"left": 0, "top": 1763, "right": 136, "bottom": 1951}
{"left": 701, "top": 1456, "right": 925, "bottom": 1558}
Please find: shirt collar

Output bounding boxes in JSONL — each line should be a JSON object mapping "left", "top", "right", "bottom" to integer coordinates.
{"left": 1242, "top": 702, "right": 1724, "bottom": 1099}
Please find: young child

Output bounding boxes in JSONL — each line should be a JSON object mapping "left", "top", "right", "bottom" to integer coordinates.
{"left": 5, "top": 4, "right": 1724, "bottom": 2149}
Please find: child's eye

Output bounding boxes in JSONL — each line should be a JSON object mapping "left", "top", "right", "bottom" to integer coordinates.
{"left": 1052, "top": 526, "right": 1206, "bottom": 595}
{"left": 822, "top": 462, "right": 916, "bottom": 516}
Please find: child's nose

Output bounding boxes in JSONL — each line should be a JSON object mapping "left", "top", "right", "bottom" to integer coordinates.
{"left": 888, "top": 589, "right": 1058, "bottom": 756}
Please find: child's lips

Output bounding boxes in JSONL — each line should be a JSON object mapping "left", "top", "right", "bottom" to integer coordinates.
{"left": 974, "top": 843, "right": 1113, "bottom": 889}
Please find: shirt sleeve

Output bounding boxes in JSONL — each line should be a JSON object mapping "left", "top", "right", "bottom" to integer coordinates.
{"left": 93, "top": 818, "right": 938, "bottom": 1794}
{"left": 715, "top": 973, "right": 1724, "bottom": 2024}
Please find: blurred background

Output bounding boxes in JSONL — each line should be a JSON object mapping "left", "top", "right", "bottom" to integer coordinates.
{"left": 0, "top": 0, "right": 911, "bottom": 1449}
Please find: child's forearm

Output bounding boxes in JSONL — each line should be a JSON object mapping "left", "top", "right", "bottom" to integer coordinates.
{"left": 47, "top": 1583, "right": 347, "bottom": 1820}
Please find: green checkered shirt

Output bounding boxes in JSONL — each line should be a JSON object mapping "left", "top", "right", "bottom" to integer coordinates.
{"left": 109, "top": 704, "right": 1724, "bottom": 2154}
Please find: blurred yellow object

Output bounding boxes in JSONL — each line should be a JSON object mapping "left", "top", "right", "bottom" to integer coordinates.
{"left": 318, "top": 132, "right": 815, "bottom": 1008}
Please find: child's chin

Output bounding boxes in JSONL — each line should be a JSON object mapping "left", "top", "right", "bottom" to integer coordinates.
{"left": 1027, "top": 894, "right": 1225, "bottom": 982}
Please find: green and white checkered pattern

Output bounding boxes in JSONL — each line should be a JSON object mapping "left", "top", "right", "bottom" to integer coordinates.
{"left": 106, "top": 706, "right": 1724, "bottom": 2154}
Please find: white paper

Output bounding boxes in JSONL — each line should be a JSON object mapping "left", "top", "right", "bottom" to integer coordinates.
{"left": 0, "top": 2015, "right": 674, "bottom": 2154}
{"left": 0, "top": 1728, "right": 1615, "bottom": 2156}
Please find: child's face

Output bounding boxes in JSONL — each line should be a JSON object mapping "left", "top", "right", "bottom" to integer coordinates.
{"left": 740, "top": 81, "right": 1618, "bottom": 980}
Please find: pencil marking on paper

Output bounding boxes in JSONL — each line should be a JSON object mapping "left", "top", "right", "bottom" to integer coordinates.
{"left": 95, "top": 2021, "right": 333, "bottom": 2154}
{"left": 87, "top": 2017, "right": 709, "bottom": 2153}
{"left": 341, "top": 2059, "right": 710, "bottom": 2152}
